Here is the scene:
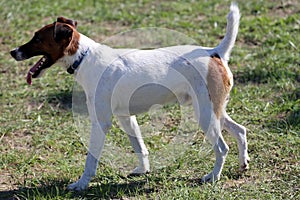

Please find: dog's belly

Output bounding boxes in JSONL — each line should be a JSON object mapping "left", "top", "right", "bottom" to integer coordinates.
{"left": 128, "top": 84, "right": 179, "bottom": 114}
{"left": 111, "top": 82, "right": 192, "bottom": 116}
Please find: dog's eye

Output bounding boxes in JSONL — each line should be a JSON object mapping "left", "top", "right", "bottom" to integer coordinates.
{"left": 34, "top": 37, "right": 42, "bottom": 43}
{"left": 33, "top": 33, "right": 42, "bottom": 44}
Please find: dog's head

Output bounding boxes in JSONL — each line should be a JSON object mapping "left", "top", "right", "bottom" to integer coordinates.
{"left": 10, "top": 17, "right": 79, "bottom": 85}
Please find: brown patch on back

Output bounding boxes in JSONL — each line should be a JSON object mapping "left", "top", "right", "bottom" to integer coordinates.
{"left": 207, "top": 53, "right": 232, "bottom": 119}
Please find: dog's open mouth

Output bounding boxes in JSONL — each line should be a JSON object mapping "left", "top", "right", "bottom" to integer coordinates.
{"left": 27, "top": 55, "right": 52, "bottom": 85}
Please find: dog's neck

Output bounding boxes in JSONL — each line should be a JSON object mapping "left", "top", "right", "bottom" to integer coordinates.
{"left": 66, "top": 33, "right": 117, "bottom": 92}
{"left": 58, "top": 33, "right": 98, "bottom": 72}
{"left": 66, "top": 47, "right": 90, "bottom": 74}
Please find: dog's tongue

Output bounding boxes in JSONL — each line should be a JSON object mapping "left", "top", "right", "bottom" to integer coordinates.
{"left": 26, "top": 57, "right": 44, "bottom": 85}
{"left": 26, "top": 71, "right": 32, "bottom": 85}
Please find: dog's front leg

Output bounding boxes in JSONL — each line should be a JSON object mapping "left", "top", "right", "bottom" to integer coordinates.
{"left": 68, "top": 97, "right": 112, "bottom": 191}
{"left": 68, "top": 122, "right": 107, "bottom": 191}
{"left": 68, "top": 150, "right": 100, "bottom": 191}
{"left": 117, "top": 116, "right": 150, "bottom": 174}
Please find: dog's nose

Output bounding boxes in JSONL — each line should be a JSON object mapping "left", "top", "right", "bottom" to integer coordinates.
{"left": 10, "top": 48, "right": 18, "bottom": 59}
{"left": 10, "top": 48, "right": 24, "bottom": 61}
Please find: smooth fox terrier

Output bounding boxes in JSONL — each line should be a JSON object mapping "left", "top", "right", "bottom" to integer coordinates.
{"left": 11, "top": 3, "right": 249, "bottom": 191}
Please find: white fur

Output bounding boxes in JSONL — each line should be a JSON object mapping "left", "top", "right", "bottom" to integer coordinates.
{"left": 65, "top": 4, "right": 249, "bottom": 191}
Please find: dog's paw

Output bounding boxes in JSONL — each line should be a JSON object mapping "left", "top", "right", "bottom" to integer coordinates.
{"left": 201, "top": 172, "right": 220, "bottom": 183}
{"left": 239, "top": 156, "right": 250, "bottom": 172}
{"left": 67, "top": 180, "right": 88, "bottom": 191}
{"left": 130, "top": 166, "right": 150, "bottom": 175}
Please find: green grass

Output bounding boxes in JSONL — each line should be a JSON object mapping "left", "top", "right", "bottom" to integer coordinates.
{"left": 1, "top": 0, "right": 299, "bottom": 199}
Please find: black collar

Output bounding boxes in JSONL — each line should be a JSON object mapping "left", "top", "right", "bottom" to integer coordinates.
{"left": 67, "top": 48, "right": 90, "bottom": 74}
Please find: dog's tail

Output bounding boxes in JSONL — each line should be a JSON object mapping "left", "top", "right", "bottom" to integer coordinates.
{"left": 215, "top": 3, "right": 240, "bottom": 61}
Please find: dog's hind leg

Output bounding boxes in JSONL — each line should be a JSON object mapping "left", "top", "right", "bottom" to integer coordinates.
{"left": 192, "top": 94, "right": 229, "bottom": 182}
{"left": 200, "top": 113, "right": 229, "bottom": 183}
{"left": 117, "top": 115, "right": 150, "bottom": 174}
{"left": 223, "top": 112, "right": 250, "bottom": 171}
{"left": 201, "top": 133, "right": 229, "bottom": 182}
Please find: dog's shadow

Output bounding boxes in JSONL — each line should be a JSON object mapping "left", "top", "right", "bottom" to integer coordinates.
{"left": 0, "top": 171, "right": 247, "bottom": 199}
{"left": 0, "top": 175, "right": 189, "bottom": 199}
{"left": 1, "top": 169, "right": 226, "bottom": 199}
{"left": 45, "top": 90, "right": 73, "bottom": 111}
{"left": 0, "top": 177, "right": 151, "bottom": 199}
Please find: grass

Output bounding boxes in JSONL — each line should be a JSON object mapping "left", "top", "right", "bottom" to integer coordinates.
{"left": 0, "top": 0, "right": 299, "bottom": 199}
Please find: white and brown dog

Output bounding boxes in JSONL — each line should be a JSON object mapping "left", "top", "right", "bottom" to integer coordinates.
{"left": 10, "top": 3, "right": 249, "bottom": 191}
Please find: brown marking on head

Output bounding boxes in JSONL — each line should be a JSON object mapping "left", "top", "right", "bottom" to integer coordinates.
{"left": 10, "top": 17, "right": 80, "bottom": 83}
{"left": 207, "top": 53, "right": 232, "bottom": 119}
{"left": 54, "top": 21, "right": 80, "bottom": 55}
{"left": 57, "top": 17, "right": 78, "bottom": 28}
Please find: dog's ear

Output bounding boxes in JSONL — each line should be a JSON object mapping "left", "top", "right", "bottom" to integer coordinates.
{"left": 54, "top": 22, "right": 74, "bottom": 43}
{"left": 57, "top": 17, "right": 77, "bottom": 28}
